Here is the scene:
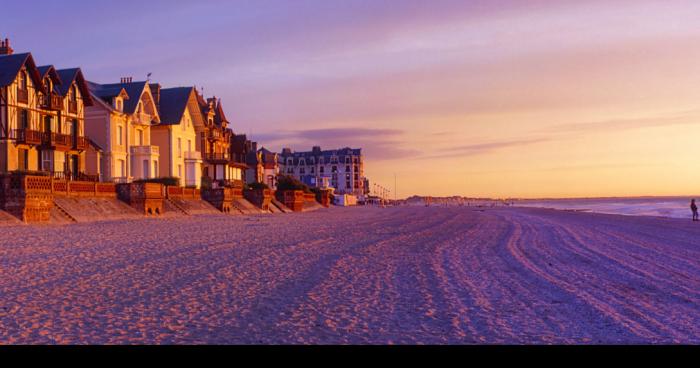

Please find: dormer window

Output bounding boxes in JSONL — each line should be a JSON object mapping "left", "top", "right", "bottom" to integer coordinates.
{"left": 69, "top": 85, "right": 77, "bottom": 102}
{"left": 115, "top": 98, "right": 123, "bottom": 112}
{"left": 44, "top": 77, "right": 52, "bottom": 92}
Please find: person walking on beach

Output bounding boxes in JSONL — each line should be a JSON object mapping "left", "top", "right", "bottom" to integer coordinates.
{"left": 691, "top": 199, "right": 699, "bottom": 221}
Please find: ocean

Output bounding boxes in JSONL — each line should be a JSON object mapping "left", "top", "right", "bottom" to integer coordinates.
{"left": 515, "top": 197, "right": 697, "bottom": 219}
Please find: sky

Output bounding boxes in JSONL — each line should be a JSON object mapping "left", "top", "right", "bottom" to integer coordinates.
{"left": 4, "top": 0, "right": 700, "bottom": 198}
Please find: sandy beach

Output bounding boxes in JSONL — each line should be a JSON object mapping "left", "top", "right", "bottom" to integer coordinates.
{"left": 1, "top": 206, "right": 699, "bottom": 344}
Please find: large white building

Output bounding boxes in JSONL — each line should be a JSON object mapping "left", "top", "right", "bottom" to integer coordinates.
{"left": 278, "top": 146, "right": 366, "bottom": 196}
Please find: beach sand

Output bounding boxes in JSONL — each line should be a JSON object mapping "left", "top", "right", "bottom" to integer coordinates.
{"left": 1, "top": 206, "right": 699, "bottom": 344}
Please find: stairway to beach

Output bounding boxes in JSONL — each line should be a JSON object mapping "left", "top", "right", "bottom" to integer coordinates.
{"left": 52, "top": 197, "right": 142, "bottom": 223}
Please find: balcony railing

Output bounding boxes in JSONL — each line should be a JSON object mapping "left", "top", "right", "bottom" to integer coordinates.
{"left": 130, "top": 145, "right": 159, "bottom": 156}
{"left": 40, "top": 92, "right": 62, "bottom": 111}
{"left": 204, "top": 152, "right": 230, "bottom": 163}
{"left": 42, "top": 132, "right": 72, "bottom": 150}
{"left": 134, "top": 113, "right": 152, "bottom": 125}
{"left": 17, "top": 88, "right": 29, "bottom": 104}
{"left": 51, "top": 171, "right": 99, "bottom": 182}
{"left": 74, "top": 136, "right": 89, "bottom": 151}
{"left": 184, "top": 151, "right": 202, "bottom": 160}
{"left": 11, "top": 128, "right": 43, "bottom": 145}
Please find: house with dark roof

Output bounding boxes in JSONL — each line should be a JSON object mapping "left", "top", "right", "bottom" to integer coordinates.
{"left": 278, "top": 146, "right": 366, "bottom": 196}
{"left": 244, "top": 145, "right": 279, "bottom": 189}
{"left": 194, "top": 90, "right": 247, "bottom": 187}
{"left": 150, "top": 86, "right": 205, "bottom": 187}
{"left": 84, "top": 77, "right": 161, "bottom": 183}
{"left": 0, "top": 38, "right": 94, "bottom": 179}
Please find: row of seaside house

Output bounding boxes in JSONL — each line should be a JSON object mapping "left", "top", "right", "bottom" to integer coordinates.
{"left": 0, "top": 39, "right": 369, "bottom": 222}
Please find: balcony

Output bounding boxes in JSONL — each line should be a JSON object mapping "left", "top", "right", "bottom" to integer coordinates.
{"left": 184, "top": 151, "right": 202, "bottom": 161}
{"left": 11, "top": 128, "right": 43, "bottom": 145}
{"left": 130, "top": 145, "right": 159, "bottom": 156}
{"left": 42, "top": 132, "right": 72, "bottom": 151}
{"left": 134, "top": 113, "right": 152, "bottom": 125}
{"left": 17, "top": 88, "right": 28, "bottom": 104}
{"left": 40, "top": 92, "right": 62, "bottom": 111}
{"left": 204, "top": 152, "right": 230, "bottom": 164}
{"left": 73, "top": 136, "right": 89, "bottom": 151}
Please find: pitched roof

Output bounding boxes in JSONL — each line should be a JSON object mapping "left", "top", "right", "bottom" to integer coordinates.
{"left": 94, "top": 81, "right": 148, "bottom": 114}
{"left": 56, "top": 68, "right": 94, "bottom": 106}
{"left": 37, "top": 65, "right": 61, "bottom": 83}
{"left": 87, "top": 80, "right": 129, "bottom": 101}
{"left": 0, "top": 53, "right": 42, "bottom": 89}
{"left": 214, "top": 99, "right": 228, "bottom": 126}
{"left": 157, "top": 87, "right": 195, "bottom": 125}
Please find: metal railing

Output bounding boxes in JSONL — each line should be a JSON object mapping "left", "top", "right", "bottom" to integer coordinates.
{"left": 50, "top": 171, "right": 100, "bottom": 182}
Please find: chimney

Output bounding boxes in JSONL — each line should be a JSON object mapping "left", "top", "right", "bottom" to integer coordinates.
{"left": 0, "top": 38, "right": 14, "bottom": 55}
{"left": 282, "top": 148, "right": 292, "bottom": 155}
{"left": 120, "top": 76, "right": 133, "bottom": 84}
{"left": 312, "top": 146, "right": 322, "bottom": 154}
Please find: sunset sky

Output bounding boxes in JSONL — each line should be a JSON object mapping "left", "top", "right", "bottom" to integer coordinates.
{"left": 4, "top": 0, "right": 700, "bottom": 198}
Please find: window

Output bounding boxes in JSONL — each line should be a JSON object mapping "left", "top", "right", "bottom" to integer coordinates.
{"left": 310, "top": 167, "right": 315, "bottom": 174}
{"left": 187, "top": 139, "right": 192, "bottom": 153}
{"left": 17, "top": 110, "right": 28, "bottom": 129}
{"left": 70, "top": 85, "right": 77, "bottom": 102}
{"left": 319, "top": 158, "right": 324, "bottom": 165}
{"left": 178, "top": 164, "right": 182, "bottom": 178}
{"left": 18, "top": 70, "right": 27, "bottom": 91}
{"left": 177, "top": 138, "right": 182, "bottom": 157}
{"left": 43, "top": 116, "right": 52, "bottom": 133}
{"left": 332, "top": 166, "right": 338, "bottom": 173}
{"left": 143, "top": 160, "right": 149, "bottom": 178}
{"left": 346, "top": 166, "right": 351, "bottom": 172}
{"left": 117, "top": 126, "right": 123, "bottom": 145}
{"left": 320, "top": 166, "right": 324, "bottom": 174}
{"left": 18, "top": 149, "right": 29, "bottom": 171}
{"left": 153, "top": 160, "right": 159, "bottom": 177}
{"left": 345, "top": 157, "right": 350, "bottom": 164}
{"left": 300, "top": 167, "right": 306, "bottom": 175}
{"left": 137, "top": 130, "right": 143, "bottom": 145}
{"left": 115, "top": 98, "right": 123, "bottom": 112}
{"left": 118, "top": 159, "right": 125, "bottom": 177}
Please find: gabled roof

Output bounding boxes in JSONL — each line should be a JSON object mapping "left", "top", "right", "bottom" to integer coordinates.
{"left": 0, "top": 53, "right": 42, "bottom": 89}
{"left": 37, "top": 65, "right": 62, "bottom": 87}
{"left": 158, "top": 87, "right": 195, "bottom": 125}
{"left": 56, "top": 68, "right": 94, "bottom": 106}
